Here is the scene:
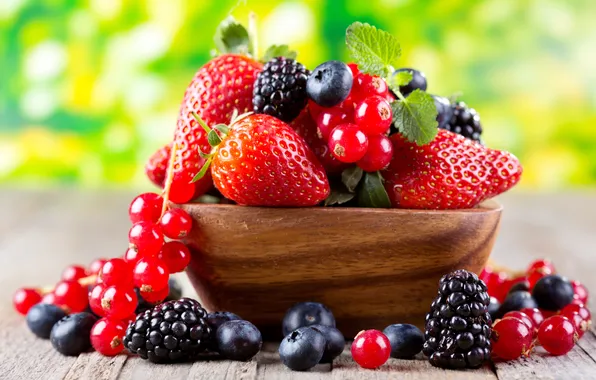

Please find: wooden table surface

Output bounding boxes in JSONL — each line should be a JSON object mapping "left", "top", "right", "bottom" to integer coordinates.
{"left": 0, "top": 189, "right": 595, "bottom": 380}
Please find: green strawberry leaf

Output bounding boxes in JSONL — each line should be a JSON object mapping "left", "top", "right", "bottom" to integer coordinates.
{"left": 214, "top": 16, "right": 251, "bottom": 55}
{"left": 191, "top": 156, "right": 213, "bottom": 183}
{"left": 341, "top": 166, "right": 363, "bottom": 193}
{"left": 262, "top": 44, "right": 297, "bottom": 62}
{"left": 207, "top": 130, "right": 222, "bottom": 147}
{"left": 393, "top": 71, "right": 413, "bottom": 87}
{"left": 357, "top": 172, "right": 391, "bottom": 208}
{"left": 324, "top": 189, "right": 356, "bottom": 206}
{"left": 345, "top": 22, "right": 401, "bottom": 78}
{"left": 391, "top": 89, "right": 438, "bottom": 145}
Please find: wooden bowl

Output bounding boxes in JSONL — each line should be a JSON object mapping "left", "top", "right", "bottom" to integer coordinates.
{"left": 180, "top": 201, "right": 502, "bottom": 339}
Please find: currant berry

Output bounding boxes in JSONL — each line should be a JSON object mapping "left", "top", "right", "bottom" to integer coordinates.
{"left": 87, "top": 258, "right": 107, "bottom": 276}
{"left": 53, "top": 280, "right": 88, "bottom": 313}
{"left": 538, "top": 315, "right": 577, "bottom": 356}
{"left": 98, "top": 258, "right": 133, "bottom": 287}
{"left": 528, "top": 269, "right": 547, "bottom": 289}
{"left": 479, "top": 266, "right": 492, "bottom": 285}
{"left": 566, "top": 312, "right": 588, "bottom": 338}
{"left": 123, "top": 247, "right": 143, "bottom": 265}
{"left": 503, "top": 311, "right": 535, "bottom": 334}
{"left": 571, "top": 280, "right": 589, "bottom": 305}
{"left": 484, "top": 270, "right": 509, "bottom": 302}
{"left": 13, "top": 288, "right": 42, "bottom": 315}
{"left": 61, "top": 265, "right": 87, "bottom": 282}
{"left": 527, "top": 259, "right": 555, "bottom": 275}
{"left": 168, "top": 177, "right": 196, "bottom": 205}
{"left": 101, "top": 286, "right": 137, "bottom": 320}
{"left": 140, "top": 284, "right": 170, "bottom": 304}
{"left": 90, "top": 318, "right": 128, "bottom": 356}
{"left": 128, "top": 192, "right": 164, "bottom": 224}
{"left": 308, "top": 99, "right": 326, "bottom": 120}
{"left": 356, "top": 134, "right": 393, "bottom": 172}
{"left": 42, "top": 292, "right": 56, "bottom": 305}
{"left": 128, "top": 221, "right": 164, "bottom": 256}
{"left": 520, "top": 308, "right": 545, "bottom": 329}
{"left": 352, "top": 74, "right": 389, "bottom": 101}
{"left": 133, "top": 257, "right": 169, "bottom": 293}
{"left": 354, "top": 96, "right": 392, "bottom": 135}
{"left": 158, "top": 241, "right": 191, "bottom": 273}
{"left": 348, "top": 63, "right": 359, "bottom": 77}
{"left": 490, "top": 317, "right": 533, "bottom": 360}
{"left": 316, "top": 108, "right": 351, "bottom": 141}
{"left": 89, "top": 283, "right": 107, "bottom": 317}
{"left": 160, "top": 208, "right": 192, "bottom": 239}
{"left": 561, "top": 303, "right": 591, "bottom": 324}
{"left": 328, "top": 123, "right": 369, "bottom": 163}
{"left": 351, "top": 330, "right": 391, "bottom": 369}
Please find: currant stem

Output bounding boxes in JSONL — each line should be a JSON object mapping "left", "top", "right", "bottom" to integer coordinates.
{"left": 36, "top": 274, "right": 98, "bottom": 295}
{"left": 160, "top": 138, "right": 179, "bottom": 220}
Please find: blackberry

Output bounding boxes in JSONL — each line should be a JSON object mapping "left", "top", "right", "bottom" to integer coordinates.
{"left": 423, "top": 270, "right": 492, "bottom": 369}
{"left": 253, "top": 57, "right": 310, "bottom": 122}
{"left": 441, "top": 102, "right": 483, "bottom": 142}
{"left": 123, "top": 297, "right": 212, "bottom": 363}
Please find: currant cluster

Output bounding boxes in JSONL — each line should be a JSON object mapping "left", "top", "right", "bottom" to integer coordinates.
{"left": 484, "top": 259, "right": 591, "bottom": 361}
{"left": 307, "top": 62, "right": 394, "bottom": 172}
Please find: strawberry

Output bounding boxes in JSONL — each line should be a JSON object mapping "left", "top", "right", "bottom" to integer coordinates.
{"left": 382, "top": 129, "right": 522, "bottom": 209}
{"left": 145, "top": 143, "right": 170, "bottom": 188}
{"left": 146, "top": 54, "right": 262, "bottom": 203}
{"left": 206, "top": 114, "right": 330, "bottom": 206}
{"left": 289, "top": 107, "right": 348, "bottom": 175}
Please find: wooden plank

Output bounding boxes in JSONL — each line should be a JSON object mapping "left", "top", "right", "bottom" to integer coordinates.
{"left": 575, "top": 328, "right": 596, "bottom": 364}
{"left": 64, "top": 353, "right": 128, "bottom": 380}
{"left": 188, "top": 357, "right": 257, "bottom": 380}
{"left": 256, "top": 342, "right": 331, "bottom": 379}
{"left": 118, "top": 358, "right": 193, "bottom": 380}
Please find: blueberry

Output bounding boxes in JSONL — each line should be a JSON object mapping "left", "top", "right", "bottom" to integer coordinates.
{"left": 487, "top": 297, "right": 501, "bottom": 320}
{"left": 306, "top": 61, "right": 353, "bottom": 107}
{"left": 507, "top": 280, "right": 531, "bottom": 296}
{"left": 431, "top": 95, "right": 453, "bottom": 129}
{"left": 496, "top": 291, "right": 537, "bottom": 319}
{"left": 50, "top": 312, "right": 97, "bottom": 356}
{"left": 282, "top": 302, "right": 335, "bottom": 337}
{"left": 216, "top": 320, "right": 262, "bottom": 361}
{"left": 309, "top": 325, "right": 345, "bottom": 363}
{"left": 207, "top": 311, "right": 242, "bottom": 332}
{"left": 532, "top": 275, "right": 574, "bottom": 311}
{"left": 279, "top": 327, "right": 325, "bottom": 371}
{"left": 393, "top": 68, "right": 427, "bottom": 96}
{"left": 26, "top": 303, "right": 67, "bottom": 339}
{"left": 383, "top": 324, "right": 424, "bottom": 359}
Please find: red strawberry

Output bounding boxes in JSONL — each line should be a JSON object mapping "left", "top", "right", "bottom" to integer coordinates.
{"left": 382, "top": 129, "right": 522, "bottom": 209}
{"left": 145, "top": 143, "right": 170, "bottom": 188}
{"left": 290, "top": 107, "right": 348, "bottom": 175}
{"left": 210, "top": 114, "right": 330, "bottom": 206}
{"left": 146, "top": 54, "right": 262, "bottom": 203}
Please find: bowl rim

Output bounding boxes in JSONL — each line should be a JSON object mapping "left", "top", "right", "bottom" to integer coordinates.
{"left": 180, "top": 199, "right": 503, "bottom": 215}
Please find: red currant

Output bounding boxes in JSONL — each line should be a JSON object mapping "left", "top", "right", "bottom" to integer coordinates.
{"left": 89, "top": 283, "right": 107, "bottom": 317}
{"left": 128, "top": 192, "right": 163, "bottom": 224}
{"left": 348, "top": 63, "right": 359, "bottom": 77}
{"left": 354, "top": 96, "right": 392, "bottom": 135}
{"left": 571, "top": 280, "right": 588, "bottom": 305}
{"left": 158, "top": 241, "right": 191, "bottom": 273}
{"left": 42, "top": 292, "right": 56, "bottom": 305}
{"left": 479, "top": 266, "right": 492, "bottom": 285}
{"left": 351, "top": 330, "right": 391, "bottom": 369}
{"left": 528, "top": 269, "right": 548, "bottom": 289}
{"left": 168, "top": 177, "right": 196, "bottom": 205}
{"left": 520, "top": 308, "right": 545, "bottom": 329}
{"left": 328, "top": 123, "right": 368, "bottom": 163}
{"left": 101, "top": 286, "right": 137, "bottom": 320}
{"left": 88, "top": 258, "right": 107, "bottom": 276}
{"left": 491, "top": 317, "right": 533, "bottom": 360}
{"left": 54, "top": 280, "right": 88, "bottom": 313}
{"left": 90, "top": 318, "right": 127, "bottom": 356}
{"left": 527, "top": 259, "right": 555, "bottom": 275}
{"left": 352, "top": 74, "right": 389, "bottom": 101}
{"left": 566, "top": 312, "right": 588, "bottom": 339}
{"left": 504, "top": 311, "right": 535, "bottom": 334}
{"left": 13, "top": 288, "right": 42, "bottom": 315}
{"left": 538, "top": 315, "right": 577, "bottom": 356}
{"left": 160, "top": 208, "right": 192, "bottom": 239}
{"left": 356, "top": 134, "right": 393, "bottom": 172}
{"left": 99, "top": 258, "right": 133, "bottom": 287}
{"left": 485, "top": 271, "right": 509, "bottom": 302}
{"left": 561, "top": 303, "right": 591, "bottom": 324}
{"left": 316, "top": 108, "right": 351, "bottom": 141}
{"left": 140, "top": 284, "right": 170, "bottom": 304}
{"left": 123, "top": 247, "right": 143, "bottom": 265}
{"left": 128, "top": 221, "right": 164, "bottom": 256}
{"left": 61, "top": 265, "right": 87, "bottom": 282}
{"left": 133, "top": 257, "right": 169, "bottom": 293}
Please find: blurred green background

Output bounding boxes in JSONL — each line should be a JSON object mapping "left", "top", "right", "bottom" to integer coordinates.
{"left": 1, "top": 0, "right": 595, "bottom": 189}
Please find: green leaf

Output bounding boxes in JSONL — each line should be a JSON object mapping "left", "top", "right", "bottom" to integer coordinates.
{"left": 213, "top": 16, "right": 250, "bottom": 55}
{"left": 213, "top": 123, "right": 229, "bottom": 136}
{"left": 324, "top": 190, "right": 356, "bottom": 206}
{"left": 341, "top": 166, "right": 363, "bottom": 193}
{"left": 393, "top": 71, "right": 413, "bottom": 87}
{"left": 357, "top": 172, "right": 392, "bottom": 208}
{"left": 207, "top": 130, "right": 222, "bottom": 146}
{"left": 191, "top": 156, "right": 213, "bottom": 183}
{"left": 192, "top": 112, "right": 212, "bottom": 134}
{"left": 391, "top": 89, "right": 438, "bottom": 145}
{"left": 345, "top": 22, "right": 401, "bottom": 78}
{"left": 262, "top": 44, "right": 297, "bottom": 61}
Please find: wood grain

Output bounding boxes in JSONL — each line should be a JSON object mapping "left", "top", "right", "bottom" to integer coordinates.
{"left": 181, "top": 201, "right": 501, "bottom": 338}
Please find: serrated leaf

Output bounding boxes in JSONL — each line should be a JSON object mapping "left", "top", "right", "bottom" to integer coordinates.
{"left": 262, "top": 44, "right": 297, "bottom": 62}
{"left": 345, "top": 22, "right": 401, "bottom": 78}
{"left": 341, "top": 166, "right": 363, "bottom": 193}
{"left": 214, "top": 123, "right": 229, "bottom": 136}
{"left": 393, "top": 71, "right": 413, "bottom": 87}
{"left": 391, "top": 89, "right": 438, "bottom": 145}
{"left": 214, "top": 16, "right": 250, "bottom": 55}
{"left": 357, "top": 172, "right": 392, "bottom": 208}
{"left": 207, "top": 130, "right": 222, "bottom": 146}
{"left": 324, "top": 189, "right": 356, "bottom": 206}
